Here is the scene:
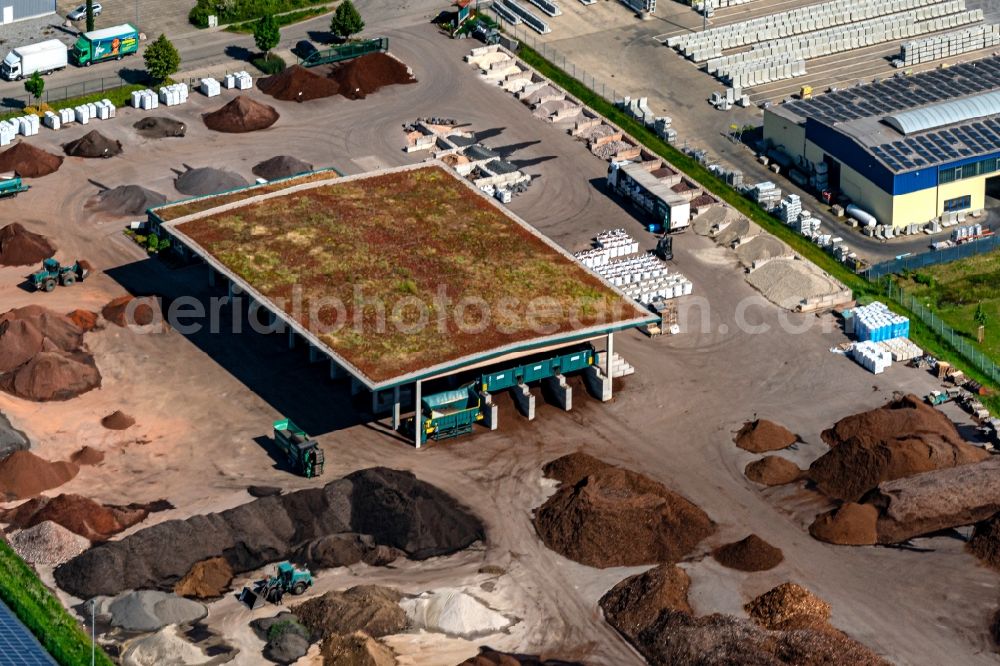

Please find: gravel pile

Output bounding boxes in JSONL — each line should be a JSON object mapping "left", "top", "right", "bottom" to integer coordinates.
{"left": 133, "top": 116, "right": 186, "bottom": 138}
{"left": 203, "top": 96, "right": 279, "bottom": 133}
{"left": 734, "top": 419, "right": 797, "bottom": 453}
{"left": 91, "top": 185, "right": 167, "bottom": 216}
{"left": 591, "top": 139, "right": 633, "bottom": 160}
{"left": 98, "top": 590, "right": 207, "bottom": 632}
{"left": 252, "top": 155, "right": 313, "bottom": 181}
{"left": 746, "top": 258, "right": 845, "bottom": 310}
{"left": 714, "top": 217, "right": 753, "bottom": 246}
{"left": 293, "top": 585, "right": 407, "bottom": 639}
{"left": 712, "top": 534, "right": 784, "bottom": 572}
{"left": 521, "top": 85, "right": 560, "bottom": 105}
{"left": 8, "top": 521, "right": 90, "bottom": 565}
{"left": 745, "top": 455, "right": 802, "bottom": 486}
{"left": 736, "top": 235, "right": 791, "bottom": 268}
{"left": 400, "top": 589, "right": 510, "bottom": 638}
{"left": 174, "top": 167, "right": 249, "bottom": 197}
{"left": 0, "top": 223, "right": 55, "bottom": 266}
{"left": 63, "top": 130, "right": 122, "bottom": 158}
{"left": 578, "top": 123, "right": 616, "bottom": 142}
{"left": 691, "top": 207, "right": 728, "bottom": 236}
{"left": 121, "top": 625, "right": 211, "bottom": 666}
{"left": 745, "top": 583, "right": 831, "bottom": 631}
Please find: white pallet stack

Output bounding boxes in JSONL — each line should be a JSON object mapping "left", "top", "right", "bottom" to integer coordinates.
{"left": 0, "top": 121, "right": 15, "bottom": 146}
{"left": 200, "top": 77, "right": 221, "bottom": 97}
{"left": 779, "top": 194, "right": 801, "bottom": 223}
{"left": 159, "top": 82, "right": 189, "bottom": 107}
{"left": 877, "top": 337, "right": 924, "bottom": 361}
{"left": 74, "top": 105, "right": 90, "bottom": 124}
{"left": 131, "top": 89, "right": 160, "bottom": 110}
{"left": 58, "top": 108, "right": 74, "bottom": 125}
{"left": 900, "top": 24, "right": 1000, "bottom": 65}
{"left": 43, "top": 111, "right": 60, "bottom": 130}
{"left": 224, "top": 71, "right": 253, "bottom": 89}
{"left": 851, "top": 340, "right": 892, "bottom": 374}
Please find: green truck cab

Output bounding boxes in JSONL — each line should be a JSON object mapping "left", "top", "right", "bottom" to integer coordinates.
{"left": 0, "top": 172, "right": 29, "bottom": 199}
{"left": 272, "top": 418, "right": 324, "bottom": 478}
{"left": 71, "top": 24, "right": 139, "bottom": 67}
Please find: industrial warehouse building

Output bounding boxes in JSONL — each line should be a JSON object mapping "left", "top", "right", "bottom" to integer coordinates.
{"left": 764, "top": 55, "right": 1000, "bottom": 228}
{"left": 152, "top": 163, "right": 656, "bottom": 448}
{"left": 0, "top": 0, "right": 54, "bottom": 24}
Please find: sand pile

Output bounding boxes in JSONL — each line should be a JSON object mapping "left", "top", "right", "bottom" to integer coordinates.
{"left": 102, "top": 295, "right": 157, "bottom": 327}
{"left": 330, "top": 53, "right": 416, "bottom": 100}
{"left": 97, "top": 590, "right": 207, "bottom": 632}
{"left": 810, "top": 394, "right": 988, "bottom": 502}
{"left": 66, "top": 309, "right": 97, "bottom": 332}
{"left": 55, "top": 468, "right": 483, "bottom": 598}
{"left": 133, "top": 116, "right": 187, "bottom": 138}
{"left": 0, "top": 223, "right": 55, "bottom": 266}
{"left": 63, "top": 130, "right": 122, "bottom": 158}
{"left": 745, "top": 456, "right": 802, "bottom": 486}
{"left": 809, "top": 503, "right": 878, "bottom": 546}
{"left": 746, "top": 258, "right": 846, "bottom": 311}
{"left": 0, "top": 451, "right": 78, "bottom": 500}
{"left": 91, "top": 184, "right": 167, "bottom": 216}
{"left": 203, "top": 96, "right": 279, "bottom": 133}
{"left": 322, "top": 631, "right": 395, "bottom": 666}
{"left": 8, "top": 521, "right": 90, "bottom": 565}
{"left": 0, "top": 493, "right": 154, "bottom": 540}
{"left": 745, "top": 583, "right": 831, "bottom": 631}
{"left": 599, "top": 564, "right": 691, "bottom": 641}
{"left": 400, "top": 589, "right": 510, "bottom": 637}
{"left": 101, "top": 410, "right": 135, "bottom": 430}
{"left": 252, "top": 155, "right": 313, "bottom": 181}
{"left": 293, "top": 585, "right": 407, "bottom": 639}
{"left": 121, "top": 625, "right": 211, "bottom": 666}
{"left": 534, "top": 454, "right": 714, "bottom": 568}
{"left": 734, "top": 419, "right": 797, "bottom": 452}
{"left": 969, "top": 513, "right": 1000, "bottom": 570}
{"left": 459, "top": 649, "right": 583, "bottom": 665}
{"left": 736, "top": 234, "right": 790, "bottom": 268}
{"left": 292, "top": 532, "right": 400, "bottom": 569}
{"left": 174, "top": 557, "right": 234, "bottom": 599}
{"left": 174, "top": 167, "right": 249, "bottom": 197}
{"left": 70, "top": 445, "right": 104, "bottom": 465}
{"left": 712, "top": 534, "right": 783, "bottom": 571}
{"left": 0, "top": 141, "right": 63, "bottom": 177}
{"left": 258, "top": 65, "right": 340, "bottom": 101}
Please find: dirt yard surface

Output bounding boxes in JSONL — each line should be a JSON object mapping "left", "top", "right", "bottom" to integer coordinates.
{"left": 0, "top": 20, "right": 996, "bottom": 666}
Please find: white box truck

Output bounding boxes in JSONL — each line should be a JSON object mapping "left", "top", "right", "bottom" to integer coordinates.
{"left": 2, "top": 40, "right": 69, "bottom": 81}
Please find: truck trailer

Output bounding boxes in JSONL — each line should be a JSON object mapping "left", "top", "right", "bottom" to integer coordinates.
{"left": 607, "top": 162, "right": 691, "bottom": 233}
{"left": 1, "top": 40, "right": 68, "bottom": 81}
{"left": 71, "top": 24, "right": 139, "bottom": 67}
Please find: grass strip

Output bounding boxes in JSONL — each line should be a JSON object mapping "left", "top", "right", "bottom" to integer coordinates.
{"left": 516, "top": 43, "right": 1000, "bottom": 410}
{"left": 0, "top": 541, "right": 114, "bottom": 666}
{"left": 226, "top": 6, "right": 331, "bottom": 33}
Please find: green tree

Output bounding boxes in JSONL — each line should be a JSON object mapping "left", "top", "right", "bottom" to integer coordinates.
{"left": 253, "top": 14, "right": 280, "bottom": 57}
{"left": 143, "top": 34, "right": 181, "bottom": 82}
{"left": 23, "top": 72, "right": 44, "bottom": 105}
{"left": 975, "top": 302, "right": 988, "bottom": 328}
{"left": 85, "top": 0, "right": 95, "bottom": 31}
{"left": 330, "top": 0, "right": 364, "bottom": 39}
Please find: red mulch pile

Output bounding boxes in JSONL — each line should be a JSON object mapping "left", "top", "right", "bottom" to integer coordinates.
{"left": 0, "top": 223, "right": 55, "bottom": 266}
{"left": 258, "top": 65, "right": 340, "bottom": 102}
{"left": 808, "top": 502, "right": 879, "bottom": 546}
{"left": 0, "top": 141, "right": 63, "bottom": 178}
{"left": 745, "top": 456, "right": 802, "bottom": 486}
{"left": 0, "top": 306, "right": 100, "bottom": 401}
{"left": 65, "top": 309, "right": 98, "bottom": 332}
{"left": 101, "top": 295, "right": 157, "bottom": 327}
{"left": 0, "top": 451, "right": 79, "bottom": 500}
{"left": 101, "top": 410, "right": 135, "bottom": 430}
{"left": 534, "top": 454, "right": 714, "bottom": 568}
{"left": 203, "top": 95, "right": 279, "bottom": 133}
{"left": 0, "top": 493, "right": 158, "bottom": 541}
{"left": 712, "top": 534, "right": 784, "bottom": 571}
{"left": 809, "top": 394, "right": 988, "bottom": 501}
{"left": 329, "top": 53, "right": 416, "bottom": 100}
{"left": 733, "top": 419, "right": 798, "bottom": 453}
{"left": 70, "top": 446, "right": 104, "bottom": 465}
{"left": 541, "top": 451, "right": 612, "bottom": 486}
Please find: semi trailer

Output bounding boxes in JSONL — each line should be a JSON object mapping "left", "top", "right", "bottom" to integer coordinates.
{"left": 71, "top": 24, "right": 139, "bottom": 67}
{"left": 607, "top": 161, "right": 691, "bottom": 233}
{"left": 1, "top": 40, "right": 68, "bottom": 81}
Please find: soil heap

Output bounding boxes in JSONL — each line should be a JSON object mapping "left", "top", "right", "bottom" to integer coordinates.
{"left": 174, "top": 167, "right": 249, "bottom": 197}
{"left": 534, "top": 454, "right": 714, "bottom": 568}
{"left": 599, "top": 564, "right": 691, "bottom": 642}
{"left": 969, "top": 513, "right": 1000, "bottom": 570}
{"left": 174, "top": 557, "right": 234, "bottom": 599}
{"left": 292, "top": 532, "right": 400, "bottom": 569}
{"left": 252, "top": 155, "right": 313, "bottom": 181}
{"left": 90, "top": 185, "right": 167, "bottom": 216}
{"left": 329, "top": 53, "right": 416, "bottom": 100}
{"left": 8, "top": 520, "right": 90, "bottom": 565}
{"left": 65, "top": 309, "right": 98, "bottom": 332}
{"left": 809, "top": 503, "right": 879, "bottom": 546}
{"left": 102, "top": 295, "right": 157, "bottom": 327}
{"left": 0, "top": 451, "right": 78, "bottom": 500}
{"left": 0, "top": 493, "right": 156, "bottom": 540}
{"left": 258, "top": 65, "right": 340, "bottom": 102}
{"left": 322, "top": 631, "right": 396, "bottom": 666}
{"left": 133, "top": 116, "right": 187, "bottom": 138}
{"left": 293, "top": 585, "right": 407, "bottom": 639}
{"left": 712, "top": 534, "right": 784, "bottom": 571}
{"left": 63, "top": 130, "right": 123, "bottom": 158}
{"left": 70, "top": 445, "right": 104, "bottom": 465}
{"left": 733, "top": 419, "right": 798, "bottom": 453}
{"left": 101, "top": 410, "right": 135, "bottom": 430}
{"left": 541, "top": 451, "right": 611, "bottom": 486}
{"left": 203, "top": 96, "right": 279, "bottom": 133}
{"left": 745, "top": 455, "right": 802, "bottom": 486}
{"left": 0, "top": 223, "right": 55, "bottom": 266}
{"left": 745, "top": 583, "right": 831, "bottom": 631}
{"left": 458, "top": 649, "right": 583, "bottom": 666}
{"left": 0, "top": 305, "right": 100, "bottom": 401}
{"left": 809, "top": 394, "right": 988, "bottom": 502}
{"left": 55, "top": 468, "right": 483, "bottom": 598}
{"left": 0, "top": 141, "right": 63, "bottom": 177}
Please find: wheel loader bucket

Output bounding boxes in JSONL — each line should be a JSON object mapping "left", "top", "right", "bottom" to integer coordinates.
{"left": 238, "top": 586, "right": 264, "bottom": 610}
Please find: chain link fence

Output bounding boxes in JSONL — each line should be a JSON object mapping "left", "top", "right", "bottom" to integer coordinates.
{"left": 863, "top": 233, "right": 1000, "bottom": 280}
{"left": 1, "top": 76, "right": 132, "bottom": 111}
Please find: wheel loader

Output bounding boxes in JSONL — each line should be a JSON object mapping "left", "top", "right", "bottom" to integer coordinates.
{"left": 31, "top": 258, "right": 89, "bottom": 292}
{"left": 238, "top": 561, "right": 314, "bottom": 609}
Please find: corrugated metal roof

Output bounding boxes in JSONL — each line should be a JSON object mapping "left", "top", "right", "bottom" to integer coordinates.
{"left": 885, "top": 90, "right": 1000, "bottom": 135}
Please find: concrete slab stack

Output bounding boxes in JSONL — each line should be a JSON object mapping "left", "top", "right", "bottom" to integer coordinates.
{"left": 899, "top": 24, "right": 1000, "bottom": 65}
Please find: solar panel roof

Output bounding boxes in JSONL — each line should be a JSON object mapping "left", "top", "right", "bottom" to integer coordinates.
{"left": 0, "top": 601, "right": 58, "bottom": 666}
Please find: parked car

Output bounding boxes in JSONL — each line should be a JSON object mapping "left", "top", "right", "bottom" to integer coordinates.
{"left": 292, "top": 40, "right": 317, "bottom": 60}
{"left": 67, "top": 2, "right": 102, "bottom": 21}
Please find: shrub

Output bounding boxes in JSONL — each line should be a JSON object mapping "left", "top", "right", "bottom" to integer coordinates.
{"left": 188, "top": 0, "right": 326, "bottom": 27}
{"left": 252, "top": 53, "right": 286, "bottom": 75}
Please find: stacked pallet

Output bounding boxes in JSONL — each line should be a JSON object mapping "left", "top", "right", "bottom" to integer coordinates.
{"left": 852, "top": 340, "right": 892, "bottom": 374}
{"left": 899, "top": 24, "right": 1000, "bottom": 65}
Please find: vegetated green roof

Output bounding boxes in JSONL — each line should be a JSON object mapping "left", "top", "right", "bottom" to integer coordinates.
{"left": 154, "top": 171, "right": 336, "bottom": 221}
{"left": 173, "top": 165, "right": 649, "bottom": 383}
